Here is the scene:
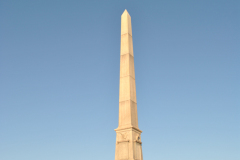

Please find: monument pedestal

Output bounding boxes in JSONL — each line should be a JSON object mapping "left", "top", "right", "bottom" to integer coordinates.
{"left": 115, "top": 127, "right": 143, "bottom": 160}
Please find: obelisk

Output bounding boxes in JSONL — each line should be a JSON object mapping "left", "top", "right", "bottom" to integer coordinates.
{"left": 115, "top": 10, "right": 143, "bottom": 160}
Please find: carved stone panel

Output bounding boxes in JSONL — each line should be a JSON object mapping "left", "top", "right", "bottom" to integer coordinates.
{"left": 117, "top": 142, "right": 129, "bottom": 160}
{"left": 135, "top": 142, "right": 141, "bottom": 160}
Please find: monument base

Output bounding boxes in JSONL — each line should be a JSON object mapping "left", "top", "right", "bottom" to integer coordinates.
{"left": 115, "top": 127, "right": 143, "bottom": 160}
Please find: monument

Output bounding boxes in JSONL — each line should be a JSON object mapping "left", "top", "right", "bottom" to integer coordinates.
{"left": 115, "top": 10, "right": 143, "bottom": 160}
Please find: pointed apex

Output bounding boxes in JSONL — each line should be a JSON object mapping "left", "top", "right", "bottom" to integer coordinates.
{"left": 121, "top": 9, "right": 132, "bottom": 36}
{"left": 122, "top": 9, "right": 130, "bottom": 16}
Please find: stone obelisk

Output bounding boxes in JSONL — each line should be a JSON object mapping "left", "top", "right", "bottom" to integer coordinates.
{"left": 115, "top": 10, "right": 143, "bottom": 160}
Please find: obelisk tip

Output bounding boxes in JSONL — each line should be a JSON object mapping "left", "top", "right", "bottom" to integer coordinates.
{"left": 121, "top": 9, "right": 132, "bottom": 36}
{"left": 122, "top": 9, "right": 130, "bottom": 16}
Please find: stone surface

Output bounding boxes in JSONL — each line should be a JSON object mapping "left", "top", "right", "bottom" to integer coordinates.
{"left": 115, "top": 10, "right": 143, "bottom": 160}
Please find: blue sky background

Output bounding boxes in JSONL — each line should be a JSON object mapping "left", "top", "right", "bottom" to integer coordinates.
{"left": 1, "top": 0, "right": 239, "bottom": 160}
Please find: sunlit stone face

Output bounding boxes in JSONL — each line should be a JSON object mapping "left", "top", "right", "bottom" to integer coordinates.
{"left": 115, "top": 10, "right": 143, "bottom": 160}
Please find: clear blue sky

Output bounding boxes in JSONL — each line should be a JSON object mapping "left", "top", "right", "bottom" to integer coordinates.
{"left": 1, "top": 0, "right": 239, "bottom": 160}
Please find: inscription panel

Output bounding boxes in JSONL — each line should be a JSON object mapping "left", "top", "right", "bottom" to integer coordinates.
{"left": 135, "top": 143, "right": 141, "bottom": 160}
{"left": 118, "top": 142, "right": 129, "bottom": 160}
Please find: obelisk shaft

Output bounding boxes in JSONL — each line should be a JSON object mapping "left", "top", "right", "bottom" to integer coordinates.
{"left": 118, "top": 9, "right": 138, "bottom": 129}
{"left": 115, "top": 10, "right": 143, "bottom": 160}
